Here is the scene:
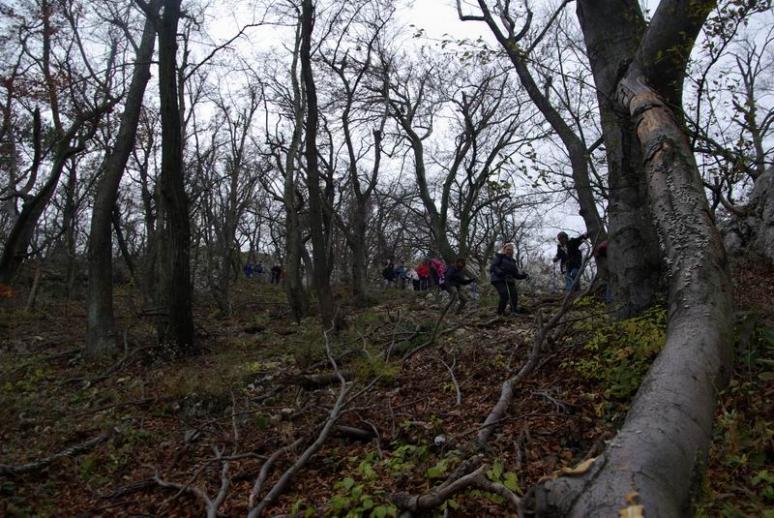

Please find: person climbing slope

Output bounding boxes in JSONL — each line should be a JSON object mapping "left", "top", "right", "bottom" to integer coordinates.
{"left": 443, "top": 257, "right": 476, "bottom": 314}
{"left": 553, "top": 231, "right": 587, "bottom": 292}
{"left": 489, "top": 242, "right": 528, "bottom": 316}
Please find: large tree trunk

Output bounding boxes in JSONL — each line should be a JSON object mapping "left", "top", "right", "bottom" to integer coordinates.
{"left": 300, "top": 0, "right": 336, "bottom": 329}
{"left": 537, "top": 2, "right": 734, "bottom": 514}
{"left": 157, "top": 0, "right": 195, "bottom": 352}
{"left": 746, "top": 167, "right": 774, "bottom": 264}
{"left": 576, "top": 0, "right": 663, "bottom": 318}
{"left": 282, "top": 21, "right": 308, "bottom": 323}
{"left": 87, "top": 2, "right": 159, "bottom": 356}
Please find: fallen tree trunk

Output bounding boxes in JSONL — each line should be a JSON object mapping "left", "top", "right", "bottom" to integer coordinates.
{"left": 534, "top": 66, "right": 734, "bottom": 517}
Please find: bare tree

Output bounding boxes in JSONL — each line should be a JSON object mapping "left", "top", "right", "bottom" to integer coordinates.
{"left": 87, "top": 0, "right": 161, "bottom": 356}
{"left": 0, "top": 0, "right": 119, "bottom": 284}
{"left": 156, "top": 0, "right": 195, "bottom": 351}
{"left": 300, "top": 0, "right": 336, "bottom": 328}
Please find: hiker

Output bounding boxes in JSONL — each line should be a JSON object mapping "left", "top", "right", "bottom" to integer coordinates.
{"left": 244, "top": 261, "right": 254, "bottom": 278}
{"left": 443, "top": 257, "right": 476, "bottom": 313}
{"left": 407, "top": 268, "right": 420, "bottom": 290}
{"left": 270, "top": 264, "right": 283, "bottom": 284}
{"left": 553, "top": 231, "right": 588, "bottom": 292}
{"left": 394, "top": 261, "right": 407, "bottom": 289}
{"left": 428, "top": 257, "right": 446, "bottom": 302}
{"left": 255, "top": 262, "right": 264, "bottom": 281}
{"left": 490, "top": 242, "right": 529, "bottom": 316}
{"left": 382, "top": 260, "right": 396, "bottom": 288}
{"left": 416, "top": 260, "right": 430, "bottom": 290}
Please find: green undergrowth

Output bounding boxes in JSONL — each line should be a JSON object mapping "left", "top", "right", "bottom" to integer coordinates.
{"left": 696, "top": 314, "right": 774, "bottom": 518}
{"left": 294, "top": 442, "right": 523, "bottom": 518}
{"left": 562, "top": 301, "right": 667, "bottom": 421}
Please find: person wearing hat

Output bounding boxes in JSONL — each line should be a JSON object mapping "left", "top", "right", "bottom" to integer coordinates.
{"left": 553, "top": 231, "right": 588, "bottom": 292}
{"left": 489, "top": 242, "right": 528, "bottom": 316}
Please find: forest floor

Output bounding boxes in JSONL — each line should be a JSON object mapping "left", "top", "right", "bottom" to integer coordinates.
{"left": 0, "top": 262, "right": 772, "bottom": 517}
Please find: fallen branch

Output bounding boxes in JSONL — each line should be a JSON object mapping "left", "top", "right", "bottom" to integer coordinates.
{"left": 247, "top": 438, "right": 303, "bottom": 510}
{"left": 247, "top": 328, "right": 352, "bottom": 517}
{"left": 151, "top": 447, "right": 230, "bottom": 518}
{"left": 438, "top": 354, "right": 462, "bottom": 406}
{"left": 477, "top": 252, "right": 594, "bottom": 447}
{"left": 294, "top": 370, "right": 354, "bottom": 389}
{"left": 402, "top": 295, "right": 457, "bottom": 361}
{"left": 335, "top": 425, "right": 376, "bottom": 442}
{"left": 0, "top": 430, "right": 111, "bottom": 477}
{"left": 393, "top": 457, "right": 521, "bottom": 514}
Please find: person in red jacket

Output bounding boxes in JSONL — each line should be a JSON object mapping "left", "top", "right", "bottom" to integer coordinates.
{"left": 416, "top": 260, "right": 430, "bottom": 291}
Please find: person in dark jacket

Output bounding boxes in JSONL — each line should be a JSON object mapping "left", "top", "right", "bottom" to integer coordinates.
{"left": 553, "top": 231, "right": 587, "bottom": 292}
{"left": 490, "top": 242, "right": 528, "bottom": 315}
{"left": 443, "top": 257, "right": 476, "bottom": 313}
{"left": 382, "top": 260, "right": 396, "bottom": 288}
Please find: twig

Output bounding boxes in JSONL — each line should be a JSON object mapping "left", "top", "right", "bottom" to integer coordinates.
{"left": 438, "top": 355, "right": 462, "bottom": 406}
{"left": 152, "top": 447, "right": 230, "bottom": 518}
{"left": 231, "top": 391, "right": 240, "bottom": 451}
{"left": 402, "top": 295, "right": 456, "bottom": 361}
{"left": 384, "top": 309, "right": 404, "bottom": 361}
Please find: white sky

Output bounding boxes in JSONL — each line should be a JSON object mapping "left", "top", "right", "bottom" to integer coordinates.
{"left": 203, "top": 0, "right": 589, "bottom": 246}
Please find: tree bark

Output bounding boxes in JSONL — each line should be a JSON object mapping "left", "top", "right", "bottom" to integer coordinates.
{"left": 300, "top": 0, "right": 336, "bottom": 328}
{"left": 87, "top": 1, "right": 159, "bottom": 356}
{"left": 576, "top": 0, "right": 663, "bottom": 318}
{"left": 538, "top": 3, "right": 734, "bottom": 513}
{"left": 282, "top": 20, "right": 309, "bottom": 323}
{"left": 157, "top": 0, "right": 195, "bottom": 352}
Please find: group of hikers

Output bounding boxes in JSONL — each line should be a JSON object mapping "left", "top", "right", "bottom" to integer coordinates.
{"left": 382, "top": 230, "right": 592, "bottom": 316}
{"left": 244, "top": 262, "right": 284, "bottom": 284}
{"left": 248, "top": 229, "right": 593, "bottom": 317}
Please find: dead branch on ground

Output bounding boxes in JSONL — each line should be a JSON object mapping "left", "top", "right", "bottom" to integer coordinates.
{"left": 247, "top": 328, "right": 352, "bottom": 517}
{"left": 438, "top": 354, "right": 462, "bottom": 406}
{"left": 151, "top": 446, "right": 231, "bottom": 518}
{"left": 0, "top": 430, "right": 111, "bottom": 477}
{"left": 392, "top": 455, "right": 522, "bottom": 514}
{"left": 401, "top": 294, "right": 457, "bottom": 361}
{"left": 477, "top": 253, "right": 594, "bottom": 446}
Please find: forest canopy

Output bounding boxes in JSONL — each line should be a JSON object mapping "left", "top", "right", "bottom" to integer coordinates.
{"left": 0, "top": 0, "right": 772, "bottom": 516}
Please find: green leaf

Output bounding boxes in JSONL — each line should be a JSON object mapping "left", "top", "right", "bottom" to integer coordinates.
{"left": 359, "top": 460, "right": 377, "bottom": 480}
{"left": 487, "top": 460, "right": 504, "bottom": 481}
{"left": 330, "top": 494, "right": 351, "bottom": 510}
{"left": 425, "top": 459, "right": 450, "bottom": 479}
{"left": 503, "top": 472, "right": 522, "bottom": 493}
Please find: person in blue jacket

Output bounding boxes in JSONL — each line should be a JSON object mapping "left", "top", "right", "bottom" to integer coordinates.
{"left": 489, "top": 242, "right": 528, "bottom": 316}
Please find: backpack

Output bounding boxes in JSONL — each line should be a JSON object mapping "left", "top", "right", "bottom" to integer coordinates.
{"left": 429, "top": 258, "right": 446, "bottom": 286}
